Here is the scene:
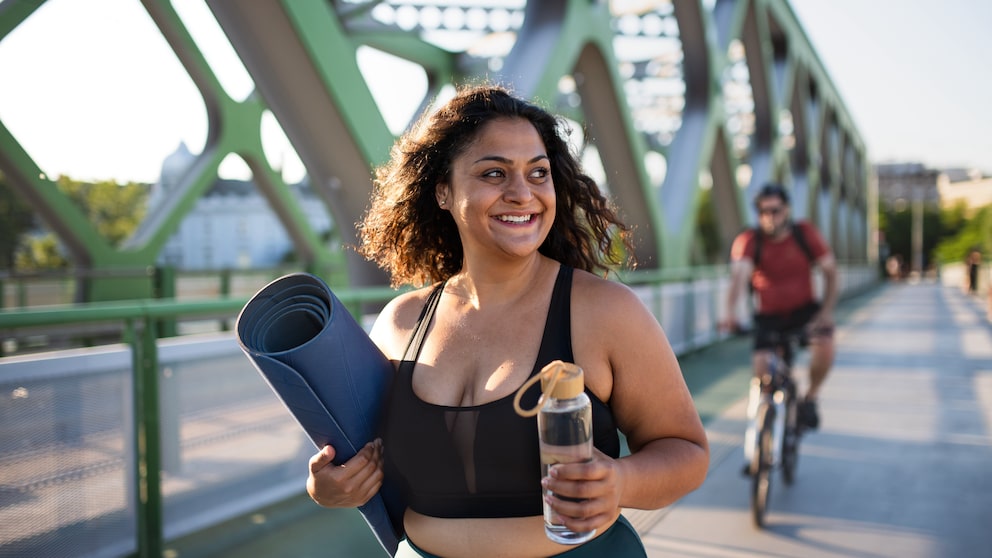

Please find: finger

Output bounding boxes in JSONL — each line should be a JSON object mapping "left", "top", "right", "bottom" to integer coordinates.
{"left": 354, "top": 460, "right": 385, "bottom": 500}
{"left": 544, "top": 473, "right": 604, "bottom": 502}
{"left": 309, "top": 444, "right": 337, "bottom": 473}
{"left": 349, "top": 441, "right": 384, "bottom": 492}
{"left": 310, "top": 445, "right": 384, "bottom": 507}
{"left": 547, "top": 449, "right": 612, "bottom": 482}
{"left": 372, "top": 438, "right": 383, "bottom": 466}
{"left": 543, "top": 489, "right": 613, "bottom": 531}
{"left": 330, "top": 442, "right": 379, "bottom": 481}
{"left": 556, "top": 507, "right": 615, "bottom": 534}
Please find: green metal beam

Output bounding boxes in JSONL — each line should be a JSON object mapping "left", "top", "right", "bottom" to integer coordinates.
{"left": 0, "top": 0, "right": 43, "bottom": 40}
{"left": 0, "top": 121, "right": 114, "bottom": 266}
{"left": 127, "top": 316, "right": 164, "bottom": 558}
{"left": 281, "top": 0, "right": 396, "bottom": 167}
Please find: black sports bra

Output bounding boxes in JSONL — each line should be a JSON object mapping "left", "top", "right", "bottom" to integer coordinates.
{"left": 380, "top": 265, "right": 621, "bottom": 518}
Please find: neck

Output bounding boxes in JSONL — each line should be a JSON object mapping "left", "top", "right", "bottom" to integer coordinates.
{"left": 765, "top": 220, "right": 792, "bottom": 240}
{"left": 447, "top": 255, "right": 554, "bottom": 308}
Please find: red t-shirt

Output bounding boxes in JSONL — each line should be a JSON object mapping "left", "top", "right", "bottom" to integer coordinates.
{"left": 730, "top": 221, "right": 830, "bottom": 315}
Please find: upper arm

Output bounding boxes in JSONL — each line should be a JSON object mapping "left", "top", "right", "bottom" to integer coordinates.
{"left": 573, "top": 276, "right": 706, "bottom": 453}
{"left": 816, "top": 251, "right": 838, "bottom": 280}
{"left": 800, "top": 221, "right": 832, "bottom": 262}
{"left": 727, "top": 231, "right": 755, "bottom": 290}
{"left": 729, "top": 257, "right": 753, "bottom": 287}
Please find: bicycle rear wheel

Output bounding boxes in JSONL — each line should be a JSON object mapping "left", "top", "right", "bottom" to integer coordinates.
{"left": 750, "top": 403, "right": 774, "bottom": 528}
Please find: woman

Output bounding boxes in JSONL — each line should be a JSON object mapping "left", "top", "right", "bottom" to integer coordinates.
{"left": 307, "top": 84, "right": 709, "bottom": 557}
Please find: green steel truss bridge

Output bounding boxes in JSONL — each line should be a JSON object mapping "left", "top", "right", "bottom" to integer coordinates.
{"left": 0, "top": 0, "right": 870, "bottom": 301}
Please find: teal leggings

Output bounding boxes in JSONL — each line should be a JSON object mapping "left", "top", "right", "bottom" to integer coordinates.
{"left": 396, "top": 515, "right": 646, "bottom": 558}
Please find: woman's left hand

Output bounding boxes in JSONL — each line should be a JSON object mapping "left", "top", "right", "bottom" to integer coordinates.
{"left": 541, "top": 447, "right": 626, "bottom": 534}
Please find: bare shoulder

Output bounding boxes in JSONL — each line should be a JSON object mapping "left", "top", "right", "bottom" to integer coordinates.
{"left": 377, "top": 285, "right": 435, "bottom": 322}
{"left": 570, "top": 270, "right": 657, "bottom": 331}
{"left": 369, "top": 284, "right": 437, "bottom": 360}
{"left": 572, "top": 268, "right": 643, "bottom": 303}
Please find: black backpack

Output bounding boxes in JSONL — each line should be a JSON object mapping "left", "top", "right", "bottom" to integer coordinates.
{"left": 752, "top": 222, "right": 815, "bottom": 267}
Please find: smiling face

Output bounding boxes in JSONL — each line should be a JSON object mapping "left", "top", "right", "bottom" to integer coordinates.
{"left": 436, "top": 117, "right": 555, "bottom": 265}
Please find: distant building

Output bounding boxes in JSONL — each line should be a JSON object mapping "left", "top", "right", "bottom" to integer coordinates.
{"left": 937, "top": 168, "right": 992, "bottom": 212}
{"left": 150, "top": 143, "right": 332, "bottom": 270}
{"left": 874, "top": 162, "right": 992, "bottom": 213}
{"left": 874, "top": 162, "right": 940, "bottom": 209}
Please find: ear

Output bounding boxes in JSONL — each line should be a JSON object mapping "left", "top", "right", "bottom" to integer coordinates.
{"left": 435, "top": 183, "right": 451, "bottom": 208}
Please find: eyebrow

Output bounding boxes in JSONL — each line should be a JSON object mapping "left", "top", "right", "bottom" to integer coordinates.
{"left": 473, "top": 154, "right": 549, "bottom": 165}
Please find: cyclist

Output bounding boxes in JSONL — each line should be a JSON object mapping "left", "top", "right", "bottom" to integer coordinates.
{"left": 720, "top": 183, "right": 838, "bottom": 430}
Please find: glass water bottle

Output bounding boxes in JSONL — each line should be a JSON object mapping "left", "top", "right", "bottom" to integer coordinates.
{"left": 536, "top": 362, "right": 596, "bottom": 545}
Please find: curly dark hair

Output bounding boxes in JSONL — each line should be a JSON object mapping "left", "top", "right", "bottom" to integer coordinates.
{"left": 357, "top": 83, "right": 633, "bottom": 287}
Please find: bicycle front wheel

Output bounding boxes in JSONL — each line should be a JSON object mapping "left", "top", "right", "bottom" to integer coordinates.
{"left": 750, "top": 402, "right": 774, "bottom": 528}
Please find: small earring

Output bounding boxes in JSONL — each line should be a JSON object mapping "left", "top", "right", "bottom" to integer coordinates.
{"left": 439, "top": 199, "right": 447, "bottom": 207}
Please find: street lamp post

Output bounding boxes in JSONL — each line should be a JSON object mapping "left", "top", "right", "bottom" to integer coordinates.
{"left": 911, "top": 178, "right": 924, "bottom": 278}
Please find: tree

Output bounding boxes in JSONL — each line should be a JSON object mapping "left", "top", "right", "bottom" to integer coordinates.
{"left": 691, "top": 187, "right": 724, "bottom": 265}
{"left": 878, "top": 204, "right": 945, "bottom": 271}
{"left": 935, "top": 204, "right": 992, "bottom": 264}
{"left": 14, "top": 234, "right": 68, "bottom": 271}
{"left": 0, "top": 172, "right": 36, "bottom": 270}
{"left": 9, "top": 175, "right": 150, "bottom": 271}
{"left": 56, "top": 176, "right": 149, "bottom": 246}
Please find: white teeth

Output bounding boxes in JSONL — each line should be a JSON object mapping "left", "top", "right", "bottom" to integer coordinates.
{"left": 498, "top": 214, "right": 531, "bottom": 223}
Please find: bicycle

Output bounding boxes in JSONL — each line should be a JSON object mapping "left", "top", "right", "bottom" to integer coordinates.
{"left": 742, "top": 327, "right": 807, "bottom": 528}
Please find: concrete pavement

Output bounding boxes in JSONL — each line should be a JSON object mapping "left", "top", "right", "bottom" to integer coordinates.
{"left": 642, "top": 281, "right": 992, "bottom": 558}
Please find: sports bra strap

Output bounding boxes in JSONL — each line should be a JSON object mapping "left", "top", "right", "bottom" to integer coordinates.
{"left": 402, "top": 282, "right": 446, "bottom": 363}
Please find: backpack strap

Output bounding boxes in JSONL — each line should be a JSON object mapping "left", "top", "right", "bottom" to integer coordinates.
{"left": 790, "top": 222, "right": 816, "bottom": 263}
{"left": 753, "top": 227, "right": 763, "bottom": 267}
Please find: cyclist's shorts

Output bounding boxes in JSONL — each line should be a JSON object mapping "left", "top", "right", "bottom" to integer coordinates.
{"left": 752, "top": 301, "right": 832, "bottom": 350}
{"left": 396, "top": 514, "right": 646, "bottom": 558}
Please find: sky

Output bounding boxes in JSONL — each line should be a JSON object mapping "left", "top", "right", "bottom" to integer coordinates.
{"left": 0, "top": 0, "right": 989, "bottom": 185}
{"left": 788, "top": 0, "right": 992, "bottom": 173}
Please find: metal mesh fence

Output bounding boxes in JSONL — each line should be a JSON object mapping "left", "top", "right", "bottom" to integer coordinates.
{"left": 0, "top": 347, "right": 137, "bottom": 557}
{"left": 0, "top": 335, "right": 311, "bottom": 557}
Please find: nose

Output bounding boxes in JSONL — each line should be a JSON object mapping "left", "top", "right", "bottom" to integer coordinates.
{"left": 503, "top": 172, "right": 534, "bottom": 203}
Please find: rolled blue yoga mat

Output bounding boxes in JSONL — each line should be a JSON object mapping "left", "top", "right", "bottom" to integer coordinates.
{"left": 236, "top": 273, "right": 404, "bottom": 556}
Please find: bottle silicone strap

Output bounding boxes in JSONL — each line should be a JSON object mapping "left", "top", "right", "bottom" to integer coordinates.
{"left": 512, "top": 360, "right": 571, "bottom": 418}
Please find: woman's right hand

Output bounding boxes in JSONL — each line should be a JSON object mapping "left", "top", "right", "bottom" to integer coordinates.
{"left": 307, "top": 439, "right": 384, "bottom": 508}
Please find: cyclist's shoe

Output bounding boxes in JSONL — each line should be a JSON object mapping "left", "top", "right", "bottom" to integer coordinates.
{"left": 798, "top": 399, "right": 820, "bottom": 430}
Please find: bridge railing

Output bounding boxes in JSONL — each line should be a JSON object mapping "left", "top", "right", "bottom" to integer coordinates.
{"left": 0, "top": 265, "right": 878, "bottom": 558}
{"left": 0, "top": 266, "right": 333, "bottom": 356}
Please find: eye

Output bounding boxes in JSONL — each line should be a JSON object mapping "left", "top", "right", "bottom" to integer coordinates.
{"left": 481, "top": 168, "right": 506, "bottom": 179}
{"left": 529, "top": 166, "right": 550, "bottom": 181}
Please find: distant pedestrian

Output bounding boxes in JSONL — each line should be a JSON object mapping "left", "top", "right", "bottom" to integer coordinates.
{"left": 886, "top": 254, "right": 903, "bottom": 281}
{"left": 967, "top": 248, "right": 982, "bottom": 295}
